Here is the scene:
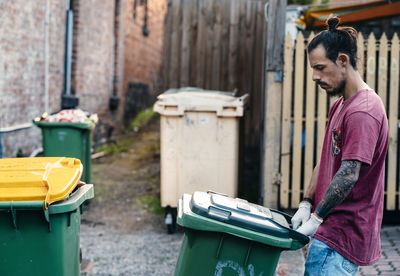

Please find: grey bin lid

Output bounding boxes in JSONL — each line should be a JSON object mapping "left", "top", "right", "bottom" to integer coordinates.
{"left": 164, "top": 87, "right": 237, "bottom": 97}
{"left": 190, "top": 191, "right": 291, "bottom": 239}
{"left": 153, "top": 87, "right": 248, "bottom": 117}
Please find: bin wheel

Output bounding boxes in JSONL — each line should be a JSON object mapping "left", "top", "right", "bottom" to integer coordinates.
{"left": 165, "top": 207, "right": 177, "bottom": 234}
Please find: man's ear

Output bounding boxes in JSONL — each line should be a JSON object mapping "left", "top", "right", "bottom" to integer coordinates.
{"left": 336, "top": 53, "right": 349, "bottom": 67}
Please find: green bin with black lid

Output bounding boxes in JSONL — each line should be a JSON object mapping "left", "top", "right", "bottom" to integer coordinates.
{"left": 175, "top": 191, "right": 309, "bottom": 276}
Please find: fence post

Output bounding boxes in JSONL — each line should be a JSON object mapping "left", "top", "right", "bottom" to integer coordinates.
{"left": 261, "top": 0, "right": 287, "bottom": 208}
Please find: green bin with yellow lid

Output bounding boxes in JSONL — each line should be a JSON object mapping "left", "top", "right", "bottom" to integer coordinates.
{"left": 0, "top": 157, "right": 94, "bottom": 276}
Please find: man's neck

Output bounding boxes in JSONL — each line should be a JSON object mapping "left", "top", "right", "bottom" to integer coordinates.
{"left": 342, "top": 69, "right": 369, "bottom": 101}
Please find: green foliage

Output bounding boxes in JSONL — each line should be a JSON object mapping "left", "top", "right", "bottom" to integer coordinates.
{"left": 94, "top": 142, "right": 129, "bottom": 155}
{"left": 136, "top": 195, "right": 164, "bottom": 215}
{"left": 288, "top": 0, "right": 330, "bottom": 5}
{"left": 288, "top": 0, "right": 314, "bottom": 5}
{"left": 130, "top": 108, "right": 155, "bottom": 130}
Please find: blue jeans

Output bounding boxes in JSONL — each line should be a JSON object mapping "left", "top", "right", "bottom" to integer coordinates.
{"left": 305, "top": 238, "right": 358, "bottom": 276}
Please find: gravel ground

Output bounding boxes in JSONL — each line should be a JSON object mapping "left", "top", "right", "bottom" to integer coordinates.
{"left": 78, "top": 116, "right": 185, "bottom": 275}
{"left": 80, "top": 224, "right": 183, "bottom": 276}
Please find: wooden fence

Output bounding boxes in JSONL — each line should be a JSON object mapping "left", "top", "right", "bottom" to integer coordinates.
{"left": 280, "top": 32, "right": 400, "bottom": 211}
{"left": 161, "top": 0, "right": 267, "bottom": 200}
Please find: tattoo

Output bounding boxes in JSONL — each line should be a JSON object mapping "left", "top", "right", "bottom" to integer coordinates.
{"left": 315, "top": 160, "right": 362, "bottom": 219}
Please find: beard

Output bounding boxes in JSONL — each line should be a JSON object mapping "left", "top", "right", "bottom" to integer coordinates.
{"left": 317, "top": 79, "right": 346, "bottom": 97}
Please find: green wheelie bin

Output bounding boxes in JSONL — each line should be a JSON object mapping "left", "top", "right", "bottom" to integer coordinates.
{"left": 33, "top": 120, "right": 94, "bottom": 183}
{"left": 0, "top": 157, "right": 94, "bottom": 276}
{"left": 175, "top": 191, "right": 309, "bottom": 276}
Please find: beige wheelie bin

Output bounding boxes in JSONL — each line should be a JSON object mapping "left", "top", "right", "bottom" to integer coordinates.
{"left": 153, "top": 87, "right": 247, "bottom": 233}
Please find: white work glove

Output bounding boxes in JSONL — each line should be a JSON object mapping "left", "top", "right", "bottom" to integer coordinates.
{"left": 296, "top": 213, "right": 323, "bottom": 236}
{"left": 291, "top": 201, "right": 312, "bottom": 230}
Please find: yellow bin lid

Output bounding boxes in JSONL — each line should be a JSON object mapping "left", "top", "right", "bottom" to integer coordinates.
{"left": 0, "top": 157, "right": 83, "bottom": 209}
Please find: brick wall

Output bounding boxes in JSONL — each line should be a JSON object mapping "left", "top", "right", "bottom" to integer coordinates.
{"left": 0, "top": 0, "right": 125, "bottom": 157}
{"left": 0, "top": 1, "right": 65, "bottom": 157}
{"left": 122, "top": 0, "right": 167, "bottom": 109}
{"left": 0, "top": 0, "right": 165, "bottom": 157}
{"left": 71, "top": 0, "right": 115, "bottom": 118}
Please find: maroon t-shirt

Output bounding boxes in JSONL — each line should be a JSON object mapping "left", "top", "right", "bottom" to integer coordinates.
{"left": 313, "top": 89, "right": 388, "bottom": 266}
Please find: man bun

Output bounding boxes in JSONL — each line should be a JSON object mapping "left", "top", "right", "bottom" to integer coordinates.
{"left": 327, "top": 16, "right": 340, "bottom": 32}
{"left": 308, "top": 15, "right": 358, "bottom": 69}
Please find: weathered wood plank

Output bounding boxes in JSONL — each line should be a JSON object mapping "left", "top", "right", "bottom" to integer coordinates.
{"left": 378, "top": 33, "right": 388, "bottom": 108}
{"left": 291, "top": 32, "right": 305, "bottom": 208}
{"left": 366, "top": 33, "right": 376, "bottom": 90}
{"left": 195, "top": 0, "right": 207, "bottom": 88}
{"left": 237, "top": 0, "right": 247, "bottom": 95}
{"left": 211, "top": 0, "right": 223, "bottom": 89}
{"left": 251, "top": 0, "right": 265, "bottom": 141}
{"left": 169, "top": 0, "right": 182, "bottom": 88}
{"left": 264, "top": 0, "right": 286, "bottom": 71}
{"left": 189, "top": 0, "right": 199, "bottom": 86}
{"left": 161, "top": 0, "right": 172, "bottom": 90}
{"left": 180, "top": 0, "right": 192, "bottom": 87}
{"left": 204, "top": 0, "right": 215, "bottom": 89}
{"left": 220, "top": 0, "right": 230, "bottom": 90}
{"left": 280, "top": 33, "right": 293, "bottom": 209}
{"left": 262, "top": 0, "right": 287, "bottom": 208}
{"left": 386, "top": 33, "right": 399, "bottom": 210}
{"left": 228, "top": 0, "right": 240, "bottom": 91}
{"left": 244, "top": 0, "right": 258, "bottom": 146}
{"left": 304, "top": 32, "right": 315, "bottom": 193}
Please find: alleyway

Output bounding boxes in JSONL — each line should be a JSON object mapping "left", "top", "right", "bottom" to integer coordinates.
{"left": 78, "top": 114, "right": 400, "bottom": 275}
{"left": 80, "top": 115, "right": 183, "bottom": 275}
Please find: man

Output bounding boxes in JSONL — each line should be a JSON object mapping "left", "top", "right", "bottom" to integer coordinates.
{"left": 291, "top": 17, "right": 389, "bottom": 275}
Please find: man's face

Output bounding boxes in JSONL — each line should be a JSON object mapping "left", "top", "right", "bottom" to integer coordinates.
{"left": 308, "top": 44, "right": 346, "bottom": 97}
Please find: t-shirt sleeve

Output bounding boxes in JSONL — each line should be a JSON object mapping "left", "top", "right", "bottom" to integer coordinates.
{"left": 341, "top": 112, "right": 380, "bottom": 165}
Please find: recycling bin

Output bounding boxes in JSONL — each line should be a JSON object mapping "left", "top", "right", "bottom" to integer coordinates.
{"left": 154, "top": 87, "right": 248, "bottom": 231}
{"left": 175, "top": 191, "right": 309, "bottom": 276}
{"left": 33, "top": 121, "right": 94, "bottom": 183}
{"left": 0, "top": 157, "right": 94, "bottom": 276}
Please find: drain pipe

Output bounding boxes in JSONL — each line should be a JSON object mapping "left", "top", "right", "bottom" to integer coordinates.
{"left": 61, "top": 0, "right": 79, "bottom": 109}
{"left": 109, "top": 0, "right": 121, "bottom": 112}
{"left": 44, "top": 0, "right": 50, "bottom": 113}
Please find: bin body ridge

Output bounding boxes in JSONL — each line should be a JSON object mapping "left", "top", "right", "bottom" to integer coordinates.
{"left": 175, "top": 229, "right": 281, "bottom": 276}
{"left": 0, "top": 208, "right": 81, "bottom": 275}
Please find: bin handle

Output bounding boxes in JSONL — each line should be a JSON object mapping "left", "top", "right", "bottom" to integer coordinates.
{"left": 42, "top": 163, "right": 53, "bottom": 210}
{"left": 238, "top": 94, "right": 249, "bottom": 102}
{"left": 269, "top": 209, "right": 310, "bottom": 246}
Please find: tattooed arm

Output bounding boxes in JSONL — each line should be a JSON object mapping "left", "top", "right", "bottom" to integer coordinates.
{"left": 314, "top": 160, "right": 362, "bottom": 219}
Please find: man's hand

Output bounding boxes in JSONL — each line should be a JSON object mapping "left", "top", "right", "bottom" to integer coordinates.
{"left": 296, "top": 213, "right": 323, "bottom": 236}
{"left": 291, "top": 201, "right": 312, "bottom": 230}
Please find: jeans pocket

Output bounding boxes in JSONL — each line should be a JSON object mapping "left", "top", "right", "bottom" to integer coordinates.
{"left": 342, "top": 259, "right": 358, "bottom": 273}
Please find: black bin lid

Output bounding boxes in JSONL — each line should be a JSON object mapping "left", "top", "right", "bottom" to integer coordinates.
{"left": 190, "top": 191, "right": 290, "bottom": 239}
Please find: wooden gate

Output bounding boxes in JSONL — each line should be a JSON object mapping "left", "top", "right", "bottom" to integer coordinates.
{"left": 161, "top": 0, "right": 267, "bottom": 201}
{"left": 280, "top": 32, "right": 400, "bottom": 211}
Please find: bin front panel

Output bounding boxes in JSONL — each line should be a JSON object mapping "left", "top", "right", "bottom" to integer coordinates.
{"left": 160, "top": 113, "right": 239, "bottom": 208}
{"left": 0, "top": 184, "right": 92, "bottom": 276}
{"left": 0, "top": 209, "right": 80, "bottom": 276}
{"left": 175, "top": 229, "right": 281, "bottom": 276}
